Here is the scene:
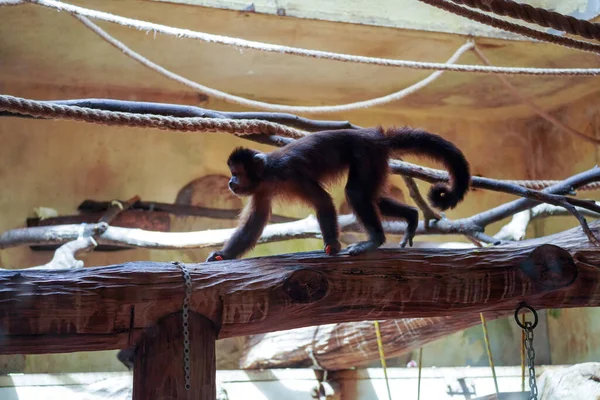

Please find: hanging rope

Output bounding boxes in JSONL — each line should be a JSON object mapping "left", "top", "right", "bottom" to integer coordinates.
{"left": 74, "top": 14, "right": 474, "bottom": 114}
{"left": 374, "top": 321, "right": 393, "bottom": 400}
{"left": 450, "top": 0, "right": 600, "bottom": 41}
{"left": 4, "top": 0, "right": 600, "bottom": 75}
{"left": 417, "top": 347, "right": 423, "bottom": 400}
{"left": 496, "top": 179, "right": 600, "bottom": 191}
{"left": 480, "top": 313, "right": 500, "bottom": 396}
{"left": 0, "top": 95, "right": 307, "bottom": 138}
{"left": 415, "top": 0, "right": 600, "bottom": 54}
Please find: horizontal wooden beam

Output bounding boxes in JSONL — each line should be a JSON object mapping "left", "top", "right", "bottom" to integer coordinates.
{"left": 240, "top": 311, "right": 511, "bottom": 370}
{"left": 0, "top": 222, "right": 598, "bottom": 355}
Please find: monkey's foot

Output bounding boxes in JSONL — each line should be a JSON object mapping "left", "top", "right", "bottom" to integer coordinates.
{"left": 399, "top": 233, "right": 414, "bottom": 248}
{"left": 324, "top": 241, "right": 342, "bottom": 256}
{"left": 206, "top": 251, "right": 229, "bottom": 262}
{"left": 345, "top": 241, "right": 381, "bottom": 256}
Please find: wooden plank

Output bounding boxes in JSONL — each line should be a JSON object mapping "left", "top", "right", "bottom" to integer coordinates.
{"left": 132, "top": 312, "right": 216, "bottom": 400}
{"left": 150, "top": 0, "right": 593, "bottom": 41}
{"left": 0, "top": 221, "right": 598, "bottom": 355}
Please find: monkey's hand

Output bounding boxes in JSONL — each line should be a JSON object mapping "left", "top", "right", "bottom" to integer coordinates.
{"left": 324, "top": 241, "right": 342, "bottom": 256}
{"left": 206, "top": 251, "right": 229, "bottom": 262}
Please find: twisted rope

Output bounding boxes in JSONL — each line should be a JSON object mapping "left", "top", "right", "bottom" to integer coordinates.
{"left": 450, "top": 0, "right": 600, "bottom": 41}
{"left": 416, "top": 0, "right": 600, "bottom": 54}
{"left": 3, "top": 94, "right": 599, "bottom": 192}
{"left": 75, "top": 15, "right": 473, "bottom": 113}
{"left": 504, "top": 179, "right": 600, "bottom": 192}
{"left": 0, "top": 95, "right": 307, "bottom": 138}
{"left": 4, "top": 0, "right": 600, "bottom": 75}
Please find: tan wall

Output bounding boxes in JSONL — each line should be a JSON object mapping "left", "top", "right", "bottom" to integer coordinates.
{"left": 0, "top": 0, "right": 599, "bottom": 373}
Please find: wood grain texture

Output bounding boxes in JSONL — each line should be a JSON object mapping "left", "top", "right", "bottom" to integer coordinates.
{"left": 133, "top": 312, "right": 216, "bottom": 400}
{"left": 0, "top": 222, "right": 599, "bottom": 355}
{"left": 240, "top": 311, "right": 510, "bottom": 370}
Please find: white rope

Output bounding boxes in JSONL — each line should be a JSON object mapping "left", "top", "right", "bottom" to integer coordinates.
{"left": 4, "top": 0, "right": 600, "bottom": 76}
{"left": 75, "top": 14, "right": 473, "bottom": 113}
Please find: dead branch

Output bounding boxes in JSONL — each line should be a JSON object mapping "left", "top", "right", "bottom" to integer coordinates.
{"left": 1, "top": 168, "right": 599, "bottom": 253}
{"left": 30, "top": 196, "right": 141, "bottom": 269}
{"left": 29, "top": 236, "right": 98, "bottom": 270}
{"left": 3, "top": 97, "right": 600, "bottom": 250}
{"left": 401, "top": 175, "right": 442, "bottom": 224}
{"left": 99, "top": 195, "right": 140, "bottom": 224}
{"left": 0, "top": 221, "right": 597, "bottom": 355}
{"left": 494, "top": 202, "right": 600, "bottom": 241}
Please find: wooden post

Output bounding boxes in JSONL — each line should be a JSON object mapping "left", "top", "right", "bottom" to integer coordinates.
{"left": 133, "top": 312, "right": 217, "bottom": 400}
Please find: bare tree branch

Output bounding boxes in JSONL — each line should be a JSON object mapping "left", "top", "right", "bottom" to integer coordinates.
{"left": 401, "top": 175, "right": 442, "bottom": 224}
{"left": 29, "top": 237, "right": 98, "bottom": 270}
{"left": 98, "top": 195, "right": 141, "bottom": 224}
{"left": 29, "top": 196, "right": 142, "bottom": 269}
{"left": 3, "top": 98, "right": 600, "bottom": 252}
{"left": 494, "top": 202, "right": 600, "bottom": 241}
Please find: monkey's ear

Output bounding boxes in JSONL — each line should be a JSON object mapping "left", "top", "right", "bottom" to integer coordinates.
{"left": 253, "top": 153, "right": 267, "bottom": 176}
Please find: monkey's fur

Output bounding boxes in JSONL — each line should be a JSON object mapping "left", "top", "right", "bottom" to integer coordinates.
{"left": 206, "top": 126, "right": 470, "bottom": 261}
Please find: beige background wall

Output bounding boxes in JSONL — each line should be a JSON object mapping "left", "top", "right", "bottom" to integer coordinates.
{"left": 0, "top": 0, "right": 599, "bottom": 373}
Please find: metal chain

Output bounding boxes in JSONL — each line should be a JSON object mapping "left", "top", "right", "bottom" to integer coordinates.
{"left": 524, "top": 322, "right": 538, "bottom": 399}
{"left": 514, "top": 303, "right": 539, "bottom": 400}
{"left": 173, "top": 261, "right": 193, "bottom": 391}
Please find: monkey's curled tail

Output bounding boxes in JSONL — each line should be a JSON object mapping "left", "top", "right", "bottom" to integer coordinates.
{"left": 381, "top": 126, "right": 471, "bottom": 211}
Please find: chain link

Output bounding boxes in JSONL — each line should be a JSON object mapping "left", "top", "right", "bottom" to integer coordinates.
{"left": 174, "top": 261, "right": 193, "bottom": 391}
{"left": 524, "top": 322, "right": 538, "bottom": 400}
{"left": 515, "top": 303, "right": 539, "bottom": 400}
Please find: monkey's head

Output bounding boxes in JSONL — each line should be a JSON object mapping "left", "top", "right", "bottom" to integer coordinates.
{"left": 226, "top": 147, "right": 267, "bottom": 196}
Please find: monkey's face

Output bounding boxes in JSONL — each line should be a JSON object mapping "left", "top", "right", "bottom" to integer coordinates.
{"left": 226, "top": 148, "right": 267, "bottom": 196}
{"left": 227, "top": 163, "right": 257, "bottom": 196}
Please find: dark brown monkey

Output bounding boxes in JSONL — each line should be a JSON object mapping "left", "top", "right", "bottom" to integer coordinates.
{"left": 206, "top": 126, "right": 470, "bottom": 262}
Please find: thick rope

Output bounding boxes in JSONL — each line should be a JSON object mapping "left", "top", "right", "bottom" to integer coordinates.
{"left": 4, "top": 0, "right": 600, "bottom": 76}
{"left": 76, "top": 14, "right": 474, "bottom": 113}
{"left": 416, "top": 0, "right": 600, "bottom": 54}
{"left": 505, "top": 180, "right": 600, "bottom": 192}
{"left": 472, "top": 44, "right": 600, "bottom": 146}
{"left": 3, "top": 94, "right": 600, "bottom": 192}
{"left": 451, "top": 0, "right": 600, "bottom": 41}
{"left": 0, "top": 95, "right": 307, "bottom": 138}
{"left": 480, "top": 313, "right": 500, "bottom": 396}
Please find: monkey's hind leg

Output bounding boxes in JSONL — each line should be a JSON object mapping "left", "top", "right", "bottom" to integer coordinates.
{"left": 378, "top": 197, "right": 419, "bottom": 248}
{"left": 344, "top": 181, "right": 386, "bottom": 256}
{"left": 301, "top": 180, "right": 342, "bottom": 255}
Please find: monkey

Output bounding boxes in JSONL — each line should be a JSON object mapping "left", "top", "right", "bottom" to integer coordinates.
{"left": 206, "top": 126, "right": 470, "bottom": 262}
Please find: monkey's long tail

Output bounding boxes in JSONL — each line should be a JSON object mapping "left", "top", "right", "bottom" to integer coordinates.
{"left": 382, "top": 126, "right": 471, "bottom": 211}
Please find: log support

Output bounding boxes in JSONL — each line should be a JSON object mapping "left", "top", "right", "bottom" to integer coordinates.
{"left": 133, "top": 312, "right": 217, "bottom": 400}
{"left": 0, "top": 222, "right": 598, "bottom": 356}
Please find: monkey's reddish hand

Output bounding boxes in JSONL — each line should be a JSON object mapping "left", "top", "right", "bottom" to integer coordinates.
{"left": 206, "top": 251, "right": 228, "bottom": 262}
{"left": 325, "top": 241, "right": 342, "bottom": 256}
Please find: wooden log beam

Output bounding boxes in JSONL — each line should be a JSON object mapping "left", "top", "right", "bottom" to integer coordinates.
{"left": 240, "top": 311, "right": 510, "bottom": 370}
{"left": 0, "top": 222, "right": 598, "bottom": 355}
